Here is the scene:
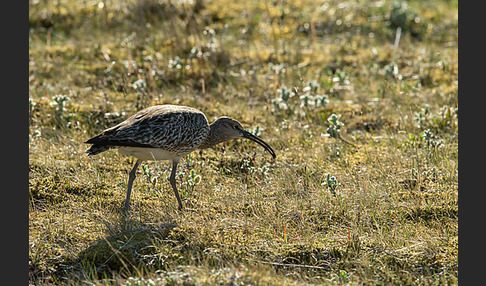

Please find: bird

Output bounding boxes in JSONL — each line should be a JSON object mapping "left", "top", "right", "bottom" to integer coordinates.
{"left": 85, "top": 104, "right": 276, "bottom": 210}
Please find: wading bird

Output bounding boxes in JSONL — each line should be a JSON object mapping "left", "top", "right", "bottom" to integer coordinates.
{"left": 85, "top": 105, "right": 276, "bottom": 210}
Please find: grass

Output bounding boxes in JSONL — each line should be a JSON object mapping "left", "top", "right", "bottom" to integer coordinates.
{"left": 29, "top": 0, "right": 458, "bottom": 284}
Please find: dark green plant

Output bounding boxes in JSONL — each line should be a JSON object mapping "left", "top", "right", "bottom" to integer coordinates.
{"left": 51, "top": 95, "right": 76, "bottom": 128}
{"left": 300, "top": 80, "right": 329, "bottom": 108}
{"left": 185, "top": 169, "right": 201, "bottom": 195}
{"left": 271, "top": 86, "right": 295, "bottom": 113}
{"left": 142, "top": 164, "right": 159, "bottom": 193}
{"left": 414, "top": 105, "right": 457, "bottom": 132}
{"left": 388, "top": 1, "right": 425, "bottom": 39}
{"left": 322, "top": 173, "right": 339, "bottom": 196}
{"left": 326, "top": 113, "right": 344, "bottom": 140}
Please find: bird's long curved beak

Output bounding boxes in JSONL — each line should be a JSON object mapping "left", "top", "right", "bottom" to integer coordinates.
{"left": 242, "top": 130, "right": 276, "bottom": 159}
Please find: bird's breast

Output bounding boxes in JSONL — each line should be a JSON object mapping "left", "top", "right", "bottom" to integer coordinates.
{"left": 117, "top": 147, "right": 187, "bottom": 161}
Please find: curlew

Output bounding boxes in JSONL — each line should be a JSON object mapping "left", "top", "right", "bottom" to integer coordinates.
{"left": 85, "top": 105, "right": 276, "bottom": 210}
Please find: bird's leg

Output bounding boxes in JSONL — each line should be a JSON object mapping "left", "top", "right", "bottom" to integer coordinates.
{"left": 124, "top": 159, "right": 141, "bottom": 210}
{"left": 169, "top": 160, "right": 183, "bottom": 210}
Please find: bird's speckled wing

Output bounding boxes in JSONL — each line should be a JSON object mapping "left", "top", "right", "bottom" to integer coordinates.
{"left": 85, "top": 105, "right": 210, "bottom": 153}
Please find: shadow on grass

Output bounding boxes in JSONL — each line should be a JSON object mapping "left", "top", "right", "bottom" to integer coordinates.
{"left": 32, "top": 213, "right": 183, "bottom": 284}
{"left": 78, "top": 221, "right": 179, "bottom": 273}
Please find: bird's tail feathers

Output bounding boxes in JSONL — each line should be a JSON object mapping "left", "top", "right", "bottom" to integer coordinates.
{"left": 85, "top": 144, "right": 110, "bottom": 156}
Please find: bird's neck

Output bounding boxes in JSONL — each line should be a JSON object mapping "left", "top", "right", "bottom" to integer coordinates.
{"left": 199, "top": 122, "right": 227, "bottom": 149}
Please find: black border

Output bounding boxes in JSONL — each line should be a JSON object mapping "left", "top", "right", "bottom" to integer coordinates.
{"left": 457, "top": 1, "right": 480, "bottom": 285}
{"left": 5, "top": 0, "right": 29, "bottom": 283}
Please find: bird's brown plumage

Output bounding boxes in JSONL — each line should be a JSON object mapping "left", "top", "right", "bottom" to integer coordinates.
{"left": 85, "top": 104, "right": 276, "bottom": 210}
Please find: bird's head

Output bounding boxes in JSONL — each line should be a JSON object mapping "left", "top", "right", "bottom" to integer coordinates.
{"left": 211, "top": 117, "right": 276, "bottom": 159}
